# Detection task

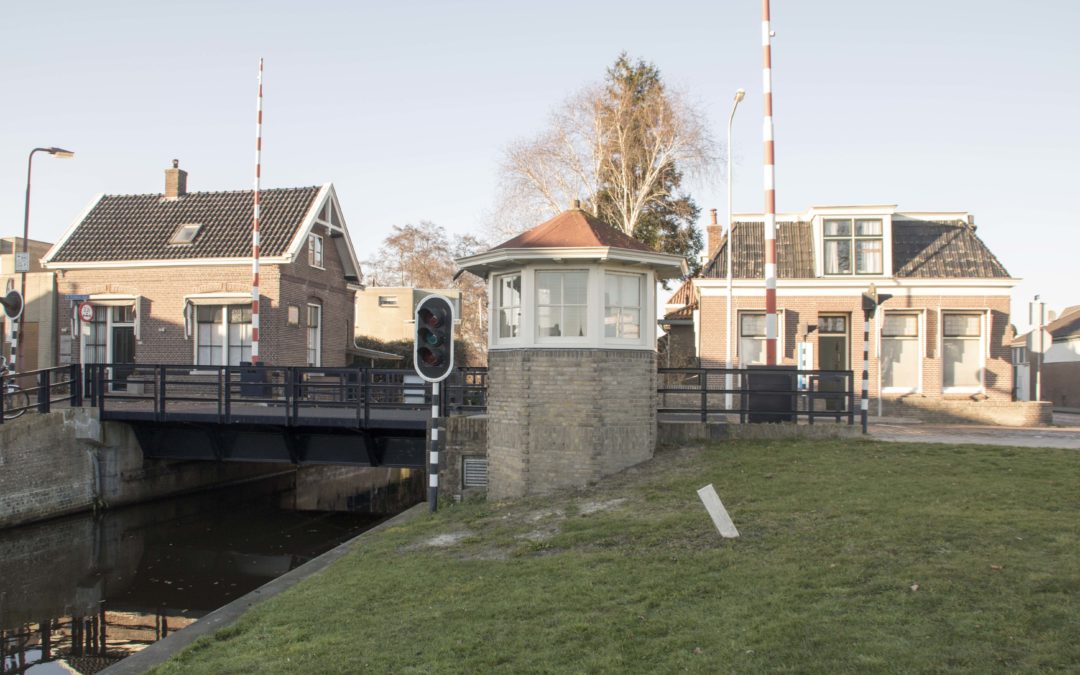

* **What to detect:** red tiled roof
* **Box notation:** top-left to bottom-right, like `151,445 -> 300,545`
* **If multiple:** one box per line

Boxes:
494,208 -> 652,252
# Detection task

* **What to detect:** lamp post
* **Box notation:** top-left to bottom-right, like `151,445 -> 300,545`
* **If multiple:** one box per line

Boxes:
725,89 -> 745,410
13,146 -> 74,372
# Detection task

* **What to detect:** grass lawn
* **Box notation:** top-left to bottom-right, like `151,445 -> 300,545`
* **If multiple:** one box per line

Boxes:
153,439 -> 1080,673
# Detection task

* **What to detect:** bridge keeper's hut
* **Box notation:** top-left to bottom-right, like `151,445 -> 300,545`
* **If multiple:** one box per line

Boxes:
455,203 -> 686,499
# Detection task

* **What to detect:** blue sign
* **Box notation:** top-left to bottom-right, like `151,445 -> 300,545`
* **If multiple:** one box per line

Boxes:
64,294 -> 90,301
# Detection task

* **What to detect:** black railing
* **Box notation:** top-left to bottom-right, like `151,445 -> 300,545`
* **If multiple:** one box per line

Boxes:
80,364 -> 488,428
0,364 -> 82,422
657,367 -> 856,425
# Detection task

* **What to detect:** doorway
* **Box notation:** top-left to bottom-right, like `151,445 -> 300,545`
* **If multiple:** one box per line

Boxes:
818,315 -> 849,411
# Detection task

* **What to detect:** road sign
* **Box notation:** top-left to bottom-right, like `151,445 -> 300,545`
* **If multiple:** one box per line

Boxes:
14,252 -> 29,273
78,302 -> 95,323
64,294 -> 90,301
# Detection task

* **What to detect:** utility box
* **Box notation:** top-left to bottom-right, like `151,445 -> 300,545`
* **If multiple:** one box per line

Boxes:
746,366 -> 797,423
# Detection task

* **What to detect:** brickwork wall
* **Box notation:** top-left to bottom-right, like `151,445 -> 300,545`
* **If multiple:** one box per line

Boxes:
880,398 -> 1052,426
696,293 -> 1013,403
54,224 -> 353,367
443,415 -> 488,499
486,349 -> 656,500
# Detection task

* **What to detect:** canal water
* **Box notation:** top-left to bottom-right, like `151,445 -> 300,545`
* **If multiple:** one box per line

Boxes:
0,467 -> 423,674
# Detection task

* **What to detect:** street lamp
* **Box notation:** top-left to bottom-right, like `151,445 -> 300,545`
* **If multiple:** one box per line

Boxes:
725,89 -> 745,410
13,146 -> 74,372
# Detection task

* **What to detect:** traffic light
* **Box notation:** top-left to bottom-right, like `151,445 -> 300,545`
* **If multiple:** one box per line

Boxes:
0,290 -> 23,321
861,284 -> 893,318
414,294 -> 455,382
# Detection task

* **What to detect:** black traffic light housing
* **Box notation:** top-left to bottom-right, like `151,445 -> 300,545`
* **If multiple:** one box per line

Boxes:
861,284 -> 893,318
1,289 -> 23,321
414,294 -> 455,382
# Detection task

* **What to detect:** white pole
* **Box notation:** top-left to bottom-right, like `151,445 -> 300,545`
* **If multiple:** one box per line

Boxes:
725,89 -> 745,411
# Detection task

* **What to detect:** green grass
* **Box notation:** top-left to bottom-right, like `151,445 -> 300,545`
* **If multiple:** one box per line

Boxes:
153,440 -> 1080,674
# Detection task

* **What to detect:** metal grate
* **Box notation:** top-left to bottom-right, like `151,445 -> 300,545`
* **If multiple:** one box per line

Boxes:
462,457 -> 488,488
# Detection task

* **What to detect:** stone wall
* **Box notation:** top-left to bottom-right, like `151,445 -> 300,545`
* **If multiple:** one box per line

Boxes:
486,349 -> 656,500
0,409 -> 291,529
443,415 -> 488,500
880,396 -> 1051,426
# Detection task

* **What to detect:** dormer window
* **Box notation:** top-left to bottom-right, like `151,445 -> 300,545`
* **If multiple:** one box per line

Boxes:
823,218 -> 882,275
169,223 -> 201,245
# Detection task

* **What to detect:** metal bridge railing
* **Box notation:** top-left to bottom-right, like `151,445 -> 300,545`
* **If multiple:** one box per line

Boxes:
78,363 -> 489,427
657,367 -> 856,425
1,364 -> 82,422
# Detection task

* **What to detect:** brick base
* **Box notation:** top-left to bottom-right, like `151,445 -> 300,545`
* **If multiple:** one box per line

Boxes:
881,396 -> 1052,427
486,349 -> 657,500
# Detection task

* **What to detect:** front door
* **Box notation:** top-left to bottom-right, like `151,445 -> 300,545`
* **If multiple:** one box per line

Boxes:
111,325 -> 136,390
818,315 -> 849,411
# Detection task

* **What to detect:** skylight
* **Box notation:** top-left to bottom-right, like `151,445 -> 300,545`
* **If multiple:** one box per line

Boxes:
170,223 -> 202,245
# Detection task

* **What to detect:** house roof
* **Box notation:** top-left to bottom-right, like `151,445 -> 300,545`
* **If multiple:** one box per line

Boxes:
662,279 -> 696,322
494,208 -> 652,252
1015,306 -> 1080,346
47,186 -> 322,263
700,218 -> 1009,280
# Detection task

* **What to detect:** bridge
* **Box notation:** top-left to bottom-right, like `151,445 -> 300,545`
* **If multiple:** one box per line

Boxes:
1,364 -> 487,467
1,363 -> 857,466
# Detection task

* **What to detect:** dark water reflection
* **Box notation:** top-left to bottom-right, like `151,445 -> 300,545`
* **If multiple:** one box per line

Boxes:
0,467 -> 422,673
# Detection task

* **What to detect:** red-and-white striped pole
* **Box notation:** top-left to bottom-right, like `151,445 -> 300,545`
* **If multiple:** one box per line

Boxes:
251,58 -> 264,365
762,0 -> 778,365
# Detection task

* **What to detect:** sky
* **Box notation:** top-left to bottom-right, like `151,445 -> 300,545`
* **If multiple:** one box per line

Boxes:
2,1 -> 1078,330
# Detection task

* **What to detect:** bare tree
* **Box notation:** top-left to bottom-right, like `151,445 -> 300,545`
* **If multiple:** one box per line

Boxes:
492,54 -> 716,247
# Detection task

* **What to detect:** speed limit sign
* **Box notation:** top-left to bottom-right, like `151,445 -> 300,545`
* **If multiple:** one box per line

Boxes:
78,302 -> 95,322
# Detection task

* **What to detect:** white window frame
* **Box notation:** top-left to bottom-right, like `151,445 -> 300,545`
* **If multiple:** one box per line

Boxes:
941,310 -> 986,394
308,233 -> 324,269
880,311 -> 923,394
737,309 -> 785,366
603,271 -> 645,343
193,303 -> 252,367
307,303 -> 322,367
79,296 -> 140,365
535,268 -> 590,345
822,217 -> 884,276
493,272 -> 523,345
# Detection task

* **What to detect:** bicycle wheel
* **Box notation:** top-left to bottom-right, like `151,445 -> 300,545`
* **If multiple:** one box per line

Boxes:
3,388 -> 29,419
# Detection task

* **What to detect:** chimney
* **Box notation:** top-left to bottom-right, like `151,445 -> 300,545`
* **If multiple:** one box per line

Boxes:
164,159 -> 188,200
706,208 -> 723,259
966,214 -> 976,230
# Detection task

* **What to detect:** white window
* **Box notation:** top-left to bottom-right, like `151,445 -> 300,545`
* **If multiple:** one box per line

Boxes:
882,313 -> 920,392
943,313 -> 983,390
604,273 -> 643,340
307,303 -> 322,366
823,218 -> 883,275
495,274 -> 521,339
739,313 -> 767,366
308,234 -> 324,268
196,305 -> 252,366
536,270 -> 588,338
83,309 -> 108,364
378,295 -> 398,307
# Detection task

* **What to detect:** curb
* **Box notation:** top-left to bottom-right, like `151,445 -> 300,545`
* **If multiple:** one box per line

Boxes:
101,502 -> 429,674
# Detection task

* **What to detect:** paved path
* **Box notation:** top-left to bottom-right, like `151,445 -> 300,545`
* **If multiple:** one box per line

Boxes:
869,411 -> 1080,449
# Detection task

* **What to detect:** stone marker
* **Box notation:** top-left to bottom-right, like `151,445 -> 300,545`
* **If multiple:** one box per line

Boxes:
697,484 -> 739,538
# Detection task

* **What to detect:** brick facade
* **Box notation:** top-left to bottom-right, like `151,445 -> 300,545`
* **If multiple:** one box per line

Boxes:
486,349 -> 656,500
55,224 -> 354,367
697,293 -> 1013,403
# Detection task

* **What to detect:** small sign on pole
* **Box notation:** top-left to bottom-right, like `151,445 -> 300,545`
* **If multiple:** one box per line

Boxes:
697,484 -> 740,538
78,302 -> 95,323
14,252 -> 30,273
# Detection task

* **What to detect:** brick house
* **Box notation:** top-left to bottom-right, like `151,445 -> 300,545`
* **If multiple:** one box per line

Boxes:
661,205 -> 1024,419
1011,305 -> 1080,409
41,162 -> 363,373
1,236 -> 57,371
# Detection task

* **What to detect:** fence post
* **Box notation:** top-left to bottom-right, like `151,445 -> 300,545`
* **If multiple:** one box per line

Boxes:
95,366 -> 106,413
70,364 -> 82,407
37,369 -> 51,413
699,369 -> 707,423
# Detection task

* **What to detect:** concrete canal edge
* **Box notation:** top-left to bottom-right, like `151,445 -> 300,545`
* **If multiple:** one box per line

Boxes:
101,502 -> 429,675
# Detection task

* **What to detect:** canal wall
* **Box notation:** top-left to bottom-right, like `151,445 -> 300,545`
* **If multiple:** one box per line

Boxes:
0,408 -> 292,529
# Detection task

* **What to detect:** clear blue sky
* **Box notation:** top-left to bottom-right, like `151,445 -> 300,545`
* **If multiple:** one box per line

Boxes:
3,1 -> 1077,329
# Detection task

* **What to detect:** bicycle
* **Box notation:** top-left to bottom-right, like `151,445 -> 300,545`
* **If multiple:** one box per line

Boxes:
1,357 -> 29,420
